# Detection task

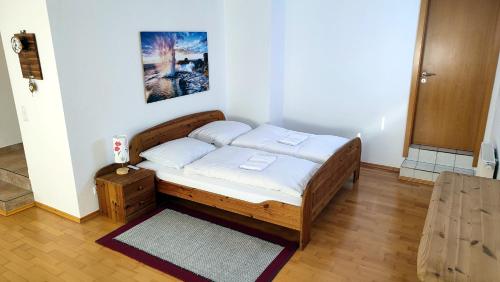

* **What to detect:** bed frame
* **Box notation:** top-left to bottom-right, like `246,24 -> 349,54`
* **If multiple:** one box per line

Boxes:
129,110 -> 361,249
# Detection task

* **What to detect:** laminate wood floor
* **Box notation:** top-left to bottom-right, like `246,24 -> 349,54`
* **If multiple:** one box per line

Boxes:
0,167 -> 432,282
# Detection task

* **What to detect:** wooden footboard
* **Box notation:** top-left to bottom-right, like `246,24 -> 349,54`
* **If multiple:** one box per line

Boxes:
299,137 -> 362,249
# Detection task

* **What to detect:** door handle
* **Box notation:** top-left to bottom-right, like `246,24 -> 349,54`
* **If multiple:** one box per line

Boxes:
421,71 -> 436,77
420,71 -> 436,84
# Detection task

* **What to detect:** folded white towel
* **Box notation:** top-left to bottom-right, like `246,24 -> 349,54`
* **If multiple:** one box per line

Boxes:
239,154 -> 277,171
278,133 -> 308,146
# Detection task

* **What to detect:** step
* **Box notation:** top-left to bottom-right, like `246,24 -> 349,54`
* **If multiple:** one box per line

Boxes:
0,143 -> 30,191
0,180 -> 34,216
0,168 -> 31,191
407,145 -> 474,169
400,145 -> 475,184
0,144 -> 29,176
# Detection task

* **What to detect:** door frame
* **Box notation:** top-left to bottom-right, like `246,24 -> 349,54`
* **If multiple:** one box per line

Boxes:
403,0 -> 500,166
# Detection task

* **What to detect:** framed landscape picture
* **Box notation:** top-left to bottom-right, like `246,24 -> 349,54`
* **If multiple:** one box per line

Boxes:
140,32 -> 209,103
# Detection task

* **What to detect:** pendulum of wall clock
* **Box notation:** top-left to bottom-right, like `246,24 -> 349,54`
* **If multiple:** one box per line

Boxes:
28,65 -> 37,95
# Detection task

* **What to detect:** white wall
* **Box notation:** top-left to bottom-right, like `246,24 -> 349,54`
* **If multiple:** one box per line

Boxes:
0,0 -> 80,216
0,36 -> 22,148
225,0 -> 420,168
269,0 -> 286,126
282,0 -> 420,168
490,97 -> 500,180
46,0 -> 227,216
484,56 -> 500,179
225,0 -> 273,125
224,0 -> 287,126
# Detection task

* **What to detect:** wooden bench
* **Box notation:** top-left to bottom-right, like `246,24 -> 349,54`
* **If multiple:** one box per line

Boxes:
417,171 -> 500,281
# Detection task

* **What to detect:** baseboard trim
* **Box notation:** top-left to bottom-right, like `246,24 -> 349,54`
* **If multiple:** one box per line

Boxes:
361,162 -> 400,173
35,202 -> 81,222
0,202 -> 35,216
398,176 -> 434,186
35,202 -> 100,223
80,210 -> 101,223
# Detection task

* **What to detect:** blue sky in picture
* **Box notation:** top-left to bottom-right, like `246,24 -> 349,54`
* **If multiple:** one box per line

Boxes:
141,32 -> 208,63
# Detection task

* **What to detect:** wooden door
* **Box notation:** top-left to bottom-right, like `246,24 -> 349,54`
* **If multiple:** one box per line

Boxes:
412,0 -> 500,151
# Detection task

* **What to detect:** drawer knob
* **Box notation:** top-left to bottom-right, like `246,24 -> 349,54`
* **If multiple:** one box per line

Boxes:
139,201 -> 145,206
138,186 -> 144,191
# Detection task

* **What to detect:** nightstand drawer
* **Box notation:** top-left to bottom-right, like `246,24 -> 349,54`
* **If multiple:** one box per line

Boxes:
126,202 -> 156,222
123,176 -> 154,200
125,190 -> 155,216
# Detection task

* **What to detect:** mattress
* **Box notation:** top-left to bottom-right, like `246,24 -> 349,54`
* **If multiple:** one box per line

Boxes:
137,160 -> 303,206
231,124 -> 350,163
184,146 -> 319,198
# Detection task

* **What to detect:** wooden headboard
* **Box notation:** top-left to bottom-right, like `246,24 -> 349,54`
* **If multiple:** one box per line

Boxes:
129,110 -> 226,165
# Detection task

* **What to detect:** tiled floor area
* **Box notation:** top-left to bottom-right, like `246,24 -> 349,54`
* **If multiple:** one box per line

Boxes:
400,144 -> 474,182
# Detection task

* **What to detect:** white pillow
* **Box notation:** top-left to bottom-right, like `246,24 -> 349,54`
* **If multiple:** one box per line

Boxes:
188,120 -> 252,146
139,137 -> 216,169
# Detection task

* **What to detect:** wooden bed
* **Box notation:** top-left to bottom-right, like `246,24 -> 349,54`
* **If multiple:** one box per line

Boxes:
129,110 -> 362,249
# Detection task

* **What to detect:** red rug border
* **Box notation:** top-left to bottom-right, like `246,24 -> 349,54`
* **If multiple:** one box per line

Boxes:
96,203 -> 297,282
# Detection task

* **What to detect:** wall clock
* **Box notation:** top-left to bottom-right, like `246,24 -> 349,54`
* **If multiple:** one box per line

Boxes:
10,36 -> 23,53
11,30 -> 43,80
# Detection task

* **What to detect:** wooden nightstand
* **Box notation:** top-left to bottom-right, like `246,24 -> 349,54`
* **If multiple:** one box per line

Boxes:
95,167 -> 156,223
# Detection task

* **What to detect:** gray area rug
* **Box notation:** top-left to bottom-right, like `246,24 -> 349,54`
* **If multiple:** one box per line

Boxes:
114,209 -> 285,282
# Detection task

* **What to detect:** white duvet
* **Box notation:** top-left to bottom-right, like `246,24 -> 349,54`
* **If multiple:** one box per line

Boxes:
184,146 -> 319,197
231,124 -> 350,163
